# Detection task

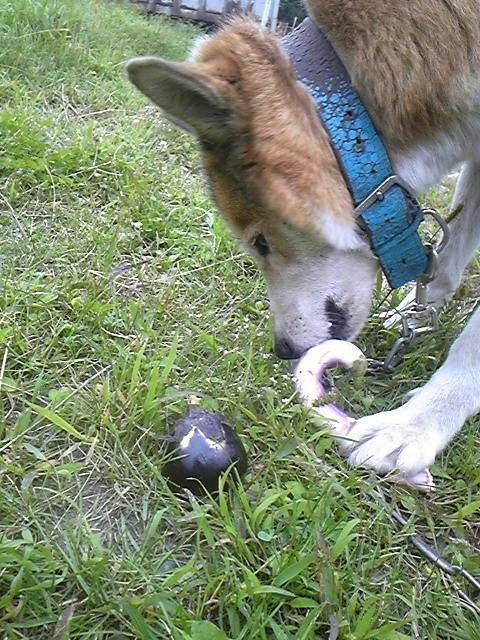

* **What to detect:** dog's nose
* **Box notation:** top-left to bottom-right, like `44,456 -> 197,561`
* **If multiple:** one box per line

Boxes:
274,337 -> 303,360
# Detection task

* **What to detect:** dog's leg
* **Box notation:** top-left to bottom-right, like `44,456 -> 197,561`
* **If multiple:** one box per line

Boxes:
342,304 -> 480,476
426,161 -> 480,306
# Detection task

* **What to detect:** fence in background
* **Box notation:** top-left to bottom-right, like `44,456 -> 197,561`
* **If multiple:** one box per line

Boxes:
133,0 -> 280,29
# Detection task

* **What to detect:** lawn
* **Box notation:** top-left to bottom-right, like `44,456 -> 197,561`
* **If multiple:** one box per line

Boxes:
0,1 -> 479,638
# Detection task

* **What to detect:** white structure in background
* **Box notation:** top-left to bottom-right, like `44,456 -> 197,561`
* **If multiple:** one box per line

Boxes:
142,0 -> 281,30
261,0 -> 280,30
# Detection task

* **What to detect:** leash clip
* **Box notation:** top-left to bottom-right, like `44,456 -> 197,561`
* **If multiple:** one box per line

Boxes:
383,209 -> 450,373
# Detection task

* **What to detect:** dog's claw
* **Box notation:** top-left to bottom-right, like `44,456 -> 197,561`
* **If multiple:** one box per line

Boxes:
386,468 -> 434,492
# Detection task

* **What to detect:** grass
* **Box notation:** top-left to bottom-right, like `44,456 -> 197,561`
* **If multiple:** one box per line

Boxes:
0,1 -> 479,638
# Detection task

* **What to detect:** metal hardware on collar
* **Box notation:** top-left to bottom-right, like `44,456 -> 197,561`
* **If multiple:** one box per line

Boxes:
383,328 -> 416,373
354,175 -> 411,216
421,208 -> 450,254
383,210 -> 450,372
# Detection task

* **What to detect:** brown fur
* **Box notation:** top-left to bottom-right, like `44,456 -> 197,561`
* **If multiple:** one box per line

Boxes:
308,0 -> 480,148
194,19 -> 354,235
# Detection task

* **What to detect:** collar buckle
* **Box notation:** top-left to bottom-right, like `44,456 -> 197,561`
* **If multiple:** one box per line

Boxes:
354,175 -> 410,216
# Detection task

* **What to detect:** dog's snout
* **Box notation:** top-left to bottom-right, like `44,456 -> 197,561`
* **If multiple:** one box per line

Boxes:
326,298 -> 349,340
274,337 -> 303,360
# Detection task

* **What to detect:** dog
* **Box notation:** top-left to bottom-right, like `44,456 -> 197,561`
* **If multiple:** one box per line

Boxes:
127,1 -> 480,481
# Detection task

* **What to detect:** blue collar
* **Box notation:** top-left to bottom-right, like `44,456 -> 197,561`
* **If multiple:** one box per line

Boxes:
282,19 -> 429,289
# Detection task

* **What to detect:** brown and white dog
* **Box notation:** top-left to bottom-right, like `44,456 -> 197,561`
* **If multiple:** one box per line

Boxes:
127,1 -> 480,480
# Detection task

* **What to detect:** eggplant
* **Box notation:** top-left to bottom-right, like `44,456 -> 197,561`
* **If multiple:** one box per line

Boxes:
162,406 -> 247,493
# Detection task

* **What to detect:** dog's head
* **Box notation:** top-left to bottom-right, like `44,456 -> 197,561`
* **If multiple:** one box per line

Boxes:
127,18 -> 378,359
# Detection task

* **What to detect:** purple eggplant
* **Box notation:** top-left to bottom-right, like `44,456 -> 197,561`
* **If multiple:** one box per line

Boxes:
162,406 -> 247,493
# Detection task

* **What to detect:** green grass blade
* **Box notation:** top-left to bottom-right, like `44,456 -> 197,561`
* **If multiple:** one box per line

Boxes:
26,401 -> 91,442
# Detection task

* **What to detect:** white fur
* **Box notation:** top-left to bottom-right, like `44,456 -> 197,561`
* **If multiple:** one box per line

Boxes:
392,116 -> 480,194
315,210 -> 364,251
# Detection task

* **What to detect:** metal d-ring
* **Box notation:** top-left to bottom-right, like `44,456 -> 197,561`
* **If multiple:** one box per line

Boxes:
413,206 -> 451,301
421,208 -> 450,255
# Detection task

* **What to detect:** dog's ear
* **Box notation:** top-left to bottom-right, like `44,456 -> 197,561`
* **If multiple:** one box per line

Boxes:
126,57 -> 236,145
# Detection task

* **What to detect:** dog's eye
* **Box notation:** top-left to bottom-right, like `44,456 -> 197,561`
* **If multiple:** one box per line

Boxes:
251,233 -> 270,257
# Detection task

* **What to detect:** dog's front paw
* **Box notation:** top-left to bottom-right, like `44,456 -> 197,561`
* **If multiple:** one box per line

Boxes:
340,404 -> 445,479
